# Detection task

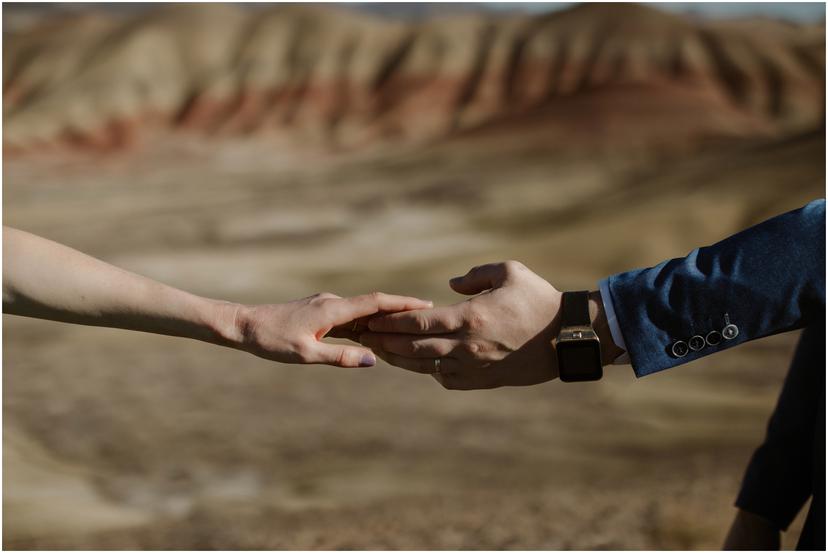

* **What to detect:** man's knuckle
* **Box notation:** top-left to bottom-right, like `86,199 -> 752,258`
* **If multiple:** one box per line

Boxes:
417,342 -> 433,355
459,341 -> 481,356
503,260 -> 525,273
464,306 -> 487,331
408,340 -> 423,355
479,350 -> 502,363
437,342 -> 454,356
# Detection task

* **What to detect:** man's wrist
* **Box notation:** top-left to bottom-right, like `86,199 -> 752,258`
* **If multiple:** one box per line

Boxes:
588,290 -> 625,365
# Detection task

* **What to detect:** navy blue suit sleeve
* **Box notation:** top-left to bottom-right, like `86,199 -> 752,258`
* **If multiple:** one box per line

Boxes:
605,199 -> 826,377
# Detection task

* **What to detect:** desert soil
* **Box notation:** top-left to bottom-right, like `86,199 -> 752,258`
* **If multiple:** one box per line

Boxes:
3,130 -> 823,549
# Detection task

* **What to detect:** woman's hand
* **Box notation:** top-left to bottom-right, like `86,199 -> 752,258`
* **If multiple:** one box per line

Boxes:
4,227 -> 431,368
227,292 -> 433,368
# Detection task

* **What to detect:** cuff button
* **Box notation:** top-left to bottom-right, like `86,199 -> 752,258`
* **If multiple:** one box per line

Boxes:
722,324 -> 739,340
671,340 -> 689,358
688,335 -> 705,351
705,330 -> 722,346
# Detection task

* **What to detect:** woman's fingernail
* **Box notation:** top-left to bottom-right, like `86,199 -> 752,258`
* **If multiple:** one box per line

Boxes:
360,353 -> 376,367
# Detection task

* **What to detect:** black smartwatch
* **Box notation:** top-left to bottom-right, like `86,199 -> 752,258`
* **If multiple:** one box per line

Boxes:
555,290 -> 603,382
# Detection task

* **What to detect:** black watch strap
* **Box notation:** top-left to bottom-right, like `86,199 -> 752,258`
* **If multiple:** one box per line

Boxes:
561,291 -> 591,326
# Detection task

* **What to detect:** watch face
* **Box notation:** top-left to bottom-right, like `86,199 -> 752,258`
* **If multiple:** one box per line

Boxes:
557,340 -> 603,382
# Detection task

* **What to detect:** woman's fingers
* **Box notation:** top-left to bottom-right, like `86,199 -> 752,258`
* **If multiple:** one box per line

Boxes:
300,293 -> 436,364
326,315 -> 372,340
308,342 -> 377,368
367,304 -> 465,334
359,332 -> 459,358
323,293 -> 432,327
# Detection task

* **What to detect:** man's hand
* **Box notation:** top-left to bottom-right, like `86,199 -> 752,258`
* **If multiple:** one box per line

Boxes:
359,261 -> 564,389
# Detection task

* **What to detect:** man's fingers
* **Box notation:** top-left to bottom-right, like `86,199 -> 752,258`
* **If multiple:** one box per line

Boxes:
359,332 -> 459,358
326,315 -> 372,341
368,305 -> 463,334
431,371 -> 502,391
449,261 -> 521,295
326,293 -> 433,327
374,350 -> 461,375
309,343 -> 377,368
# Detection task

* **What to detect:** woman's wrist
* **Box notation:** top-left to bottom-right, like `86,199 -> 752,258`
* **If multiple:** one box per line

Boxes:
199,298 -> 249,350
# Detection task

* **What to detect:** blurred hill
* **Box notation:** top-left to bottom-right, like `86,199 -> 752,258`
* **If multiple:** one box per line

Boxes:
3,2 -> 824,153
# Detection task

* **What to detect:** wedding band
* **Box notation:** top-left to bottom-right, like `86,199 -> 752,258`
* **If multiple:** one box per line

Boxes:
433,358 -> 441,374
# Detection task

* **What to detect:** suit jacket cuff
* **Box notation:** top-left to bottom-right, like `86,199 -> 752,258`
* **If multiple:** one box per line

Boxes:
603,260 -> 735,378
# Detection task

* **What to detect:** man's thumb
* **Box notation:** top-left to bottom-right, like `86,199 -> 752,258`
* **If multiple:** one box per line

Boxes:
449,263 -> 507,295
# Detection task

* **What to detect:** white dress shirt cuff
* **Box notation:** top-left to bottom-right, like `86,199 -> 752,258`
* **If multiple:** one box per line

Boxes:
599,278 -> 630,365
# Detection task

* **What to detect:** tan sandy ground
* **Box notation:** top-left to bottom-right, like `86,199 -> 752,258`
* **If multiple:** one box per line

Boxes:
3,129 -> 823,549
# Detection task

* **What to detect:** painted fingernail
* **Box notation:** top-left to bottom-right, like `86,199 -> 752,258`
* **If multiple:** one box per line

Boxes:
360,353 -> 376,367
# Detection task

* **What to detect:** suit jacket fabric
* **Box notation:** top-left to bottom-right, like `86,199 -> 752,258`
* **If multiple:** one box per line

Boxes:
604,199 -> 825,549
735,321 -> 824,549
605,199 -> 825,378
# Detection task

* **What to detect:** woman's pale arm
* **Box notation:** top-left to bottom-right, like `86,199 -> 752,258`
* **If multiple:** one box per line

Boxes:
3,227 -> 431,367
3,226 -> 239,342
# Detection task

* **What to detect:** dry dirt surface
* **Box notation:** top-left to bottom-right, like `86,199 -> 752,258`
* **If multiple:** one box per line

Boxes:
3,2 -> 825,550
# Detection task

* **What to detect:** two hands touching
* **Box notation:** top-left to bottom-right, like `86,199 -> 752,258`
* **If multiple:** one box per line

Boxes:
4,227 -> 624,385
221,291 -> 432,368
354,261 -> 623,389
359,261 -> 563,389
219,260 -> 607,388
3,227 -> 435,370
230,260 -> 622,390
208,260 -> 579,384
